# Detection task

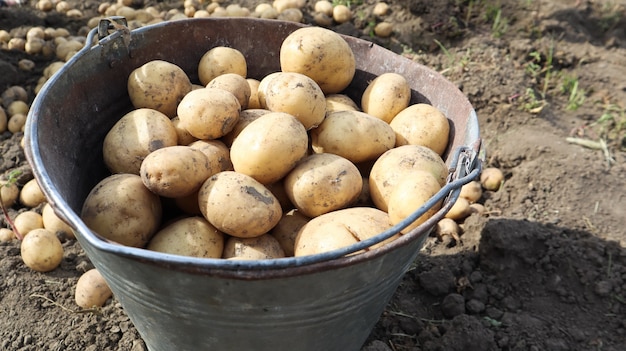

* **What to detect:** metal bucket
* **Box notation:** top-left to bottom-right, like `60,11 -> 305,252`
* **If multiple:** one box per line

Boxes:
24,18 -> 481,351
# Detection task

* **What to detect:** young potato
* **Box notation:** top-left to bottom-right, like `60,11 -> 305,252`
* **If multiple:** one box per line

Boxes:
188,139 -> 233,173
444,196 -> 472,221
0,179 -> 20,208
459,180 -> 483,203
222,234 -> 286,260
198,171 -> 282,238
103,108 -> 178,175
270,209 -> 310,257
177,87 -> 241,140
127,60 -> 192,118
14,211 -> 44,237
42,203 -> 75,239
75,268 -> 113,308
263,72 -> 326,130
140,145 -> 212,198
480,167 -> 504,191
230,112 -> 308,184
81,174 -> 162,248
387,171 -> 443,234
198,46 -> 247,86
361,73 -> 411,123
220,109 -> 270,147
256,72 -> 281,109
389,103 -> 450,156
310,110 -> 396,164
20,228 -> 63,272
325,94 -> 360,115
294,207 -> 396,257
246,78 -> 262,109
284,153 -> 363,218
369,145 -> 448,212
280,26 -> 355,94
206,73 -> 251,110
171,116 -> 198,145
19,178 -> 47,208
0,228 -> 16,242
147,216 -> 224,258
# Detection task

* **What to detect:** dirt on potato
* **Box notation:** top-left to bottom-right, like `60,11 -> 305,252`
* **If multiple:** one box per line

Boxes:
1,0 -> 625,350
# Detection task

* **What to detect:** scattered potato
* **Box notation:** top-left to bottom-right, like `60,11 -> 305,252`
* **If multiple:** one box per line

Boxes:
14,211 -> 44,237
480,167 -> 504,191
20,228 -> 63,272
19,178 -> 47,208
75,268 -> 113,308
459,180 -> 483,203
434,218 -> 460,241
0,228 -> 16,242
147,216 -> 224,258
0,179 -> 20,208
223,234 -> 286,260
445,196 -> 472,221
332,4 -> 352,23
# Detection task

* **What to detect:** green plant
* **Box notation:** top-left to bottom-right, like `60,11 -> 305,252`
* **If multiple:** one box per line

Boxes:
433,39 -> 455,68
560,75 -> 585,111
594,103 -> 626,148
520,87 -> 546,114
0,169 -> 24,240
332,0 -> 361,7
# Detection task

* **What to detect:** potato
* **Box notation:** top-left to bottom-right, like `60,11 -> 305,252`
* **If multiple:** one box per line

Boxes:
459,180 -> 483,203
140,145 -> 212,198
0,228 -> 16,242
14,211 -> 44,237
480,167 -> 504,191
445,196 -> 472,221
246,78 -> 262,109
294,207 -> 396,257
256,72 -> 281,109
174,190 -> 202,215
387,171 -> 442,234
280,26 -> 355,94
263,72 -> 326,130
171,116 -> 198,145
198,46 -> 247,86
434,218 -> 460,241
188,139 -> 233,173
362,73 -> 411,123
230,112 -> 308,184
266,180 -> 294,212
20,228 -> 63,272
198,171 -> 282,238
325,94 -> 360,115
75,269 -> 113,308
310,110 -> 396,164
270,209 -> 310,257
206,73 -> 251,110
177,87 -> 241,140
19,178 -> 46,208
220,109 -> 270,147
0,179 -> 20,208
389,103 -> 450,155
42,203 -> 75,239
127,60 -> 192,118
103,108 -> 178,175
147,216 -> 224,258
369,145 -> 448,212
284,153 -> 362,218
81,174 -> 162,247
223,234 -> 285,260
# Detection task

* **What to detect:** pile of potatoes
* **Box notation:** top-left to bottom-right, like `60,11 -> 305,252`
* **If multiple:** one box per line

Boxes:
79,25 -> 460,261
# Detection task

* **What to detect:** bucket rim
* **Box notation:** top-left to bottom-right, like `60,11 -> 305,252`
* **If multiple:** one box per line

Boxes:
23,17 -> 482,279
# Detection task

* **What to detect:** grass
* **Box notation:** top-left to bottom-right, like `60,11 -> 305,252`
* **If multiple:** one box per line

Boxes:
560,74 -> 586,111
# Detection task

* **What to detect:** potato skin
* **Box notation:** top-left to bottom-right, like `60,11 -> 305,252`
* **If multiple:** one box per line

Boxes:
270,209 -> 310,257
280,26 -> 355,94
177,87 -> 241,140
198,171 -> 282,238
147,216 -> 224,258
222,234 -> 286,260
311,110 -> 396,163
20,228 -> 63,272
361,73 -> 411,123
140,145 -> 212,198
103,108 -> 178,175
387,171 -> 443,234
230,112 -> 308,184
206,73 -> 251,110
81,174 -> 162,247
389,103 -> 450,155
75,268 -> 113,308
284,153 -> 362,218
127,60 -> 192,118
198,47 -> 247,86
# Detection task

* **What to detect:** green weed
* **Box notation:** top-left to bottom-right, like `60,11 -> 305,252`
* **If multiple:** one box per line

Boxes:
560,75 -> 585,111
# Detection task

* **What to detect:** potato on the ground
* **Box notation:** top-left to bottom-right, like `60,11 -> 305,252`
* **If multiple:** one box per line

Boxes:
445,196 -> 472,221
0,179 -> 20,208
389,103 -> 450,155
223,234 -> 285,260
0,228 -> 16,242
459,180 -> 482,203
20,228 -> 63,272
19,178 -> 46,208
206,73 -> 251,110
188,139 -> 233,173
176,87 -> 241,140
127,60 -> 192,118
103,108 -> 178,174
369,145 -> 448,212
294,207 -> 397,257
14,211 -> 44,237
198,46 -> 247,86
284,153 -> 362,218
263,72 -> 326,130
270,209 -> 310,257
280,26 -> 355,94
42,203 -> 75,238
81,174 -> 162,247
480,167 -> 504,191
147,216 -> 224,258
311,110 -> 396,164
220,109 -> 270,147
75,268 -> 113,308
198,171 -> 282,238
387,171 -> 442,234
434,218 -> 460,241
361,73 -> 411,123
140,145 -> 212,198
230,112 -> 308,184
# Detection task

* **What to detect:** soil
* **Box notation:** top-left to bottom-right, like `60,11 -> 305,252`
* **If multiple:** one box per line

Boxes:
1,0 -> 625,350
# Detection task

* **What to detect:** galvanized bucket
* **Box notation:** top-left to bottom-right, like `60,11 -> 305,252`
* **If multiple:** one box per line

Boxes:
24,18 -> 481,351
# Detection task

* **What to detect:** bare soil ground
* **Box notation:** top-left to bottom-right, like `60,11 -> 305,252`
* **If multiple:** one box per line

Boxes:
1,0 -> 625,350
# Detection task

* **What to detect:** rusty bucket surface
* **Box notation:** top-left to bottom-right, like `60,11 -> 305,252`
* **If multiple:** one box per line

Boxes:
24,18 -> 481,351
